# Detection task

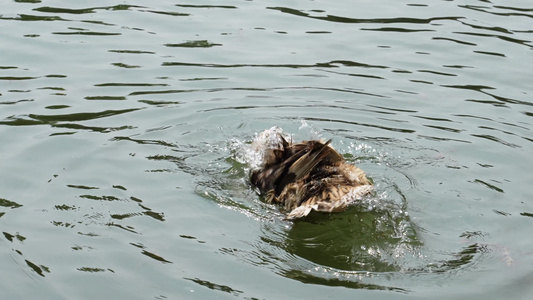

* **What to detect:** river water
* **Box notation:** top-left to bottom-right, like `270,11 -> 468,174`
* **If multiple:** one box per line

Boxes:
1,0 -> 532,299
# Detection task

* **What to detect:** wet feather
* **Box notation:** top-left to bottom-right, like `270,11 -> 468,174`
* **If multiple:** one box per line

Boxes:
250,134 -> 373,219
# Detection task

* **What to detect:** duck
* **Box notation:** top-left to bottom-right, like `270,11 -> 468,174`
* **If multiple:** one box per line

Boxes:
250,134 -> 373,219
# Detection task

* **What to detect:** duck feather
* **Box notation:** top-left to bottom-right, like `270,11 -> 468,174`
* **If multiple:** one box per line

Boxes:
250,134 -> 373,219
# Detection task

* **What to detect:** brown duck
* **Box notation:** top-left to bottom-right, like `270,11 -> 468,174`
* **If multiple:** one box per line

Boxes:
250,135 -> 373,219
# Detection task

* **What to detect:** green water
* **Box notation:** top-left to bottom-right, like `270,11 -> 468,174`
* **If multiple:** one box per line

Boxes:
1,0 -> 532,299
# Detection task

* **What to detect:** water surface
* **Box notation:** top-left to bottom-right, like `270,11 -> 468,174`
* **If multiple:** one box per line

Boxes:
1,0 -> 533,299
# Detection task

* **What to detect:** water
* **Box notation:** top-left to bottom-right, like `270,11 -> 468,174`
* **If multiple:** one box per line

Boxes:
1,0 -> 533,299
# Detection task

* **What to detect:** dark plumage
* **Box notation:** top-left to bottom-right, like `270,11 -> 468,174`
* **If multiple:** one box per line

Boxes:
250,135 -> 373,219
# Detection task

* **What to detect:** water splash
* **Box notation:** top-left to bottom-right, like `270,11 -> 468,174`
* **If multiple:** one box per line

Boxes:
192,125 -> 490,290
229,126 -> 289,171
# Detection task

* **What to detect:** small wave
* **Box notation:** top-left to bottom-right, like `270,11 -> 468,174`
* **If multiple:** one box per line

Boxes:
189,125 -> 494,290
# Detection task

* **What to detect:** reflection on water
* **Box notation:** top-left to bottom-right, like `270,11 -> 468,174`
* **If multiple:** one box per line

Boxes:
284,208 -> 416,273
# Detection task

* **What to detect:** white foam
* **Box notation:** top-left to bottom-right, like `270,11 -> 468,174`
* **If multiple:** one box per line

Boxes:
251,126 -> 286,151
231,126 -> 290,171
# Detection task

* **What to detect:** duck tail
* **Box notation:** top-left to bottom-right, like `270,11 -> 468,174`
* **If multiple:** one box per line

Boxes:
285,204 -> 314,220
285,184 -> 374,220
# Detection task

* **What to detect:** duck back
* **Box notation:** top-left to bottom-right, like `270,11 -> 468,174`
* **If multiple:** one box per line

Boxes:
250,134 -> 373,219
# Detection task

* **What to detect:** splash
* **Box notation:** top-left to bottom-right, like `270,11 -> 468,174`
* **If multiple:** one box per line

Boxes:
298,120 -> 323,140
198,126 -> 494,290
230,126 -> 291,171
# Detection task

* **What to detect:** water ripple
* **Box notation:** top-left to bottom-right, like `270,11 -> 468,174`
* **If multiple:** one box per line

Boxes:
1,0 -> 532,297
184,125 -> 510,291
267,6 -> 462,25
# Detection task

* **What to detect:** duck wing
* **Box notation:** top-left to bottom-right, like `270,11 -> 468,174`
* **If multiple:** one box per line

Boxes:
250,134 -> 291,193
275,139 -> 333,194
252,139 -> 334,195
